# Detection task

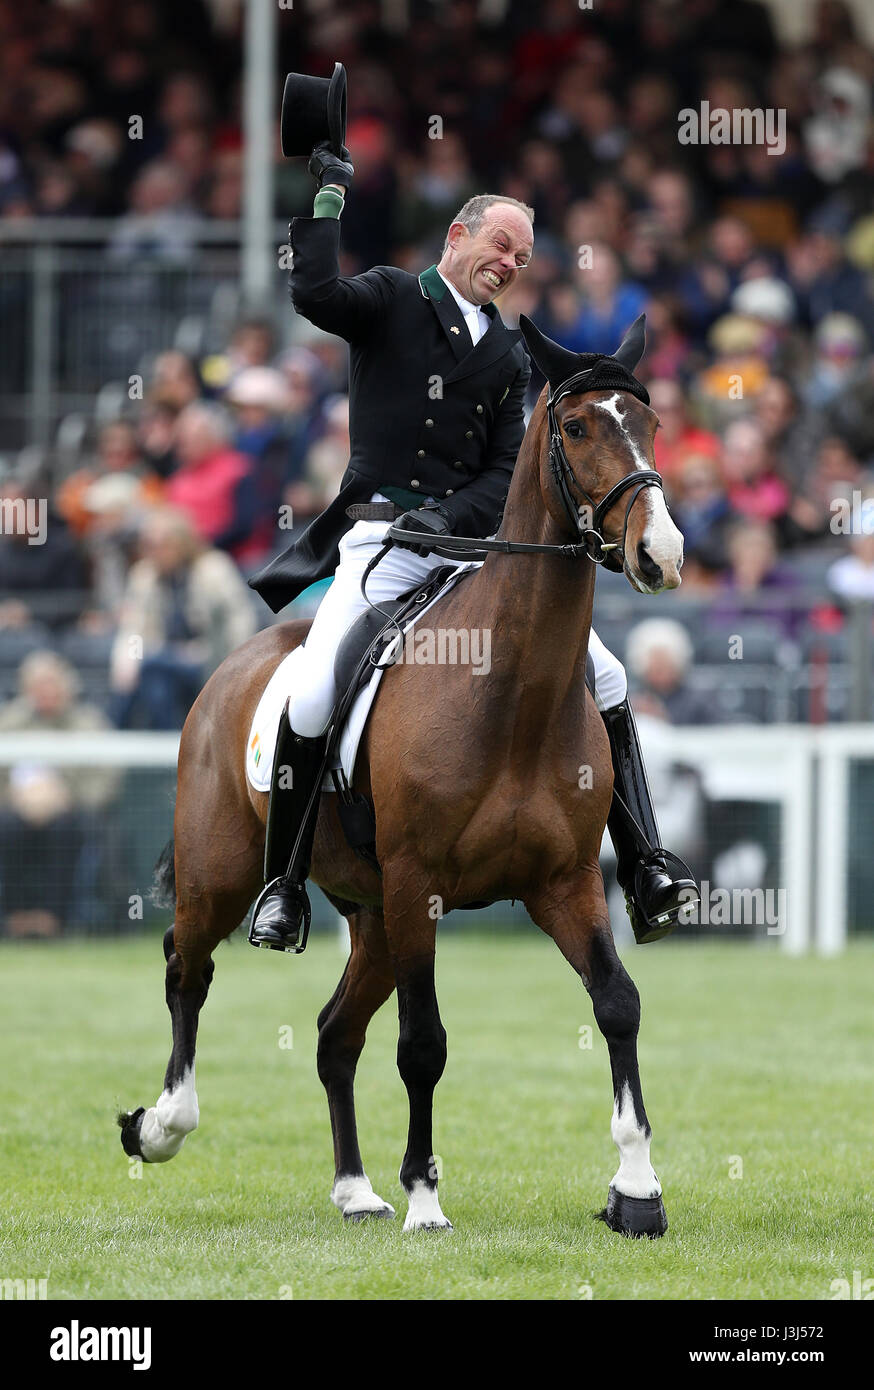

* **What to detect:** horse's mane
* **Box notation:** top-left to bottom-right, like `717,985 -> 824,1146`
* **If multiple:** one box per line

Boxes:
497,390 -> 548,536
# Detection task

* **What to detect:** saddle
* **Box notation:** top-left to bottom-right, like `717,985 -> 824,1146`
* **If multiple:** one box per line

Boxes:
327,562 -> 474,872
324,564 -> 597,877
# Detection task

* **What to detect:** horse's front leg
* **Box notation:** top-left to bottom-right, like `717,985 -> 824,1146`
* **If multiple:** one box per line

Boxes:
383,874 -> 452,1231
588,927 -> 667,1237
527,868 -> 667,1238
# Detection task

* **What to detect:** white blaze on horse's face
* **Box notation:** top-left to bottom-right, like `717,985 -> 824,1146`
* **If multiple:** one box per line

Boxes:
593,393 -> 684,594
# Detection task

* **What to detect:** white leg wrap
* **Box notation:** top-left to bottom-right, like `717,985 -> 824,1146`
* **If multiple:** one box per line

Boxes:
138,1066 -> 199,1164
330,1173 -> 395,1218
609,1081 -> 661,1198
403,1180 -> 452,1232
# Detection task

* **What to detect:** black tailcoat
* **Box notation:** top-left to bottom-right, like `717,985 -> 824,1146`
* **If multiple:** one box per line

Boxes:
248,216 -> 530,612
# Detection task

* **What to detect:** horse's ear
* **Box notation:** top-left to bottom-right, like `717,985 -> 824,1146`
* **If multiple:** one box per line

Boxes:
613,313 -> 646,371
519,315 -> 581,389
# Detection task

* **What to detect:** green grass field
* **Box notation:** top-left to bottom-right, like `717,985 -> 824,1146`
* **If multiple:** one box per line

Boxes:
1,932 -> 871,1300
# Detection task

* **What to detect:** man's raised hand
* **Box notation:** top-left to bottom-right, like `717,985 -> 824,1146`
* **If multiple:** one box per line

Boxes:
308,140 -> 354,189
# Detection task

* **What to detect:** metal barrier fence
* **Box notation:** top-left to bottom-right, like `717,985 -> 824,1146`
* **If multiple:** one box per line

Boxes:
594,569 -> 874,724
0,579 -> 868,724
0,724 -> 870,952
0,219 -> 289,453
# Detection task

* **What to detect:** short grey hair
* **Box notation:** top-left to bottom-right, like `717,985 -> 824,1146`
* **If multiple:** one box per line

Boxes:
443,194 -> 535,254
19,648 -> 80,700
626,618 -> 694,681
178,400 -> 232,445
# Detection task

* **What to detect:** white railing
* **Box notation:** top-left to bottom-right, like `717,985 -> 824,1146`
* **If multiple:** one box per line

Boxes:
634,720 -> 874,956
0,723 -> 870,954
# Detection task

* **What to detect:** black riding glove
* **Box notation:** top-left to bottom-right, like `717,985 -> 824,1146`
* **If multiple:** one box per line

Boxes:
392,506 -> 451,556
308,139 -> 354,190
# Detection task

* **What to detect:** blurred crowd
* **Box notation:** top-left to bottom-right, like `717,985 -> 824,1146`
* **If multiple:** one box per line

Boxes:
3,0 -> 874,931
0,0 -> 872,669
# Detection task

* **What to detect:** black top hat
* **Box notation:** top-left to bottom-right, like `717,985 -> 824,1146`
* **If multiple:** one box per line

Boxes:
280,62 -> 347,158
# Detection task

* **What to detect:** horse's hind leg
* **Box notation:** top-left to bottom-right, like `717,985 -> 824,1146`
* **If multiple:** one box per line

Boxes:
528,870 -> 668,1239
118,928 -> 213,1163
383,878 -> 452,1232
118,876 -> 259,1164
318,906 -> 397,1220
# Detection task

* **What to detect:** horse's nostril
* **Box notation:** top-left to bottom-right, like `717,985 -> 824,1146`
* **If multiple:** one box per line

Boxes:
636,542 -> 663,585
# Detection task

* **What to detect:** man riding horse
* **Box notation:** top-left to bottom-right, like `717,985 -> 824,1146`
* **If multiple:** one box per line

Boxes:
247,137 -> 698,952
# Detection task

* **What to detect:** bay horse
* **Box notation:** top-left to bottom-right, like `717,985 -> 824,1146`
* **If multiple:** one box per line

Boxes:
119,315 -> 685,1237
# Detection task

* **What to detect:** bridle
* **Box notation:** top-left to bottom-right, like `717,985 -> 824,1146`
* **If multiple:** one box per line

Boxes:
380,369 -> 665,566
546,368 -> 664,566
362,371 -> 667,631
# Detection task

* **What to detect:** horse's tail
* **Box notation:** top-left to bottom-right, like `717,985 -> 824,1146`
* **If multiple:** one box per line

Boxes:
150,837 -> 176,909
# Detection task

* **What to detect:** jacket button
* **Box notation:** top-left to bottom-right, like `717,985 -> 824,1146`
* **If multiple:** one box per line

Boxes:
465,430 -> 473,439
445,489 -> 454,497
417,449 -> 425,458
410,479 -> 420,488
425,418 -> 434,427
475,404 -> 484,414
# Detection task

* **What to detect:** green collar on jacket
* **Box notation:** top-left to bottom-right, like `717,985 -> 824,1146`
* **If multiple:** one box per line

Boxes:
418,263 -> 497,319
418,264 -> 447,301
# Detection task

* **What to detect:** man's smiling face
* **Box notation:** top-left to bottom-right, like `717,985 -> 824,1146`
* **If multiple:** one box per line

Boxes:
442,204 -> 534,306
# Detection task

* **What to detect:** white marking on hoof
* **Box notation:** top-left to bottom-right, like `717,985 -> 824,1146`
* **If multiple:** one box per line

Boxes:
609,1081 -> 661,1199
138,1067 -> 199,1164
403,1180 -> 452,1232
330,1174 -> 395,1220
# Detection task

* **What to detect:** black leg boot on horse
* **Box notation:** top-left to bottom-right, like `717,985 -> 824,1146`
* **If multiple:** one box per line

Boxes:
249,701 -> 328,952
601,699 -> 699,944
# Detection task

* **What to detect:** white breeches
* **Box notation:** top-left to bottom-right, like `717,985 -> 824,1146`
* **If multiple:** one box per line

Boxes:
287,518 -> 628,737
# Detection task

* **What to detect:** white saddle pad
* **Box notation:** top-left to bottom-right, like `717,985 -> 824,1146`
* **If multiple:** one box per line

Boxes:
245,564 -> 478,794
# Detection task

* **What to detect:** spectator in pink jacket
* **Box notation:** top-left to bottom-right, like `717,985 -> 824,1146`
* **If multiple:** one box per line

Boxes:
165,403 -> 256,563
720,419 -> 791,524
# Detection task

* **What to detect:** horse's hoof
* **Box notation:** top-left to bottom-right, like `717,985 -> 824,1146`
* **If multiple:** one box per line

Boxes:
599,1186 -> 667,1239
403,1217 -> 453,1233
331,1176 -> 395,1221
343,1204 -> 395,1223
116,1107 -> 149,1161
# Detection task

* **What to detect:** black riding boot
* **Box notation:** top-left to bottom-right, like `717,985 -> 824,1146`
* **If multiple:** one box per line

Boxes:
249,707 -> 328,953
601,699 -> 699,944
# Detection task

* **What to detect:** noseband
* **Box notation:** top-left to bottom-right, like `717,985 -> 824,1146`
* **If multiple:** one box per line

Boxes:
547,369 -> 664,565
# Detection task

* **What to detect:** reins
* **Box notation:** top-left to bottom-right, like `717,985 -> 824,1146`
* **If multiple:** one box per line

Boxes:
360,372 -> 665,623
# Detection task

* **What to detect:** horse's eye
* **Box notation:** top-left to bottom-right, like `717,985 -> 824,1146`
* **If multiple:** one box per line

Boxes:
564,421 -> 584,440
